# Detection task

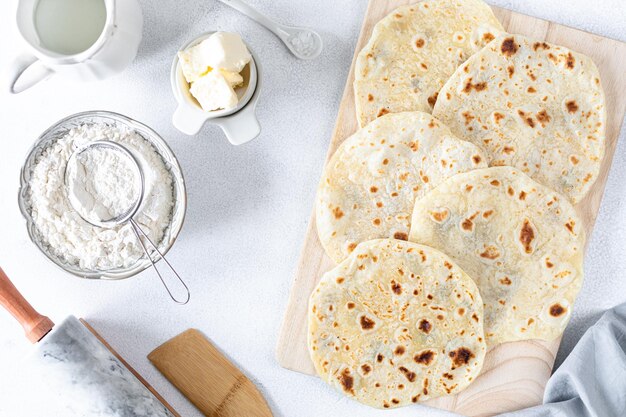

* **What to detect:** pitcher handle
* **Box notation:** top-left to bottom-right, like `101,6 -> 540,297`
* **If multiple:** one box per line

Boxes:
7,54 -> 55,94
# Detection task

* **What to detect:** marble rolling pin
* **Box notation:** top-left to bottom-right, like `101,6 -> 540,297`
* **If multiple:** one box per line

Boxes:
0,266 -> 179,417
148,329 -> 273,417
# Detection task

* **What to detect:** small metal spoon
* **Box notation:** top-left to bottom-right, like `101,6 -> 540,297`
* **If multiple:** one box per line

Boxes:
218,0 -> 323,60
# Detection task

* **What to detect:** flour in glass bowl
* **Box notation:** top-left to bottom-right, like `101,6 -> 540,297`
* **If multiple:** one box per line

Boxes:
25,123 -> 174,271
66,145 -> 142,224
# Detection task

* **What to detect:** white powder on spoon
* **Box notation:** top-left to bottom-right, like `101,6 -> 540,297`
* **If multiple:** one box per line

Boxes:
26,123 -> 174,271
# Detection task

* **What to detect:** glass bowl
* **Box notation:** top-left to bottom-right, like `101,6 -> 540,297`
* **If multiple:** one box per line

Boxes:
18,111 -> 187,280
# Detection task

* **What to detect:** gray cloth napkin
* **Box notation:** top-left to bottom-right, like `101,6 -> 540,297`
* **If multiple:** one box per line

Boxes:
501,303 -> 626,417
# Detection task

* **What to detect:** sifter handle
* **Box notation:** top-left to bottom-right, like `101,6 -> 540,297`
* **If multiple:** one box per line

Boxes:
0,267 -> 54,343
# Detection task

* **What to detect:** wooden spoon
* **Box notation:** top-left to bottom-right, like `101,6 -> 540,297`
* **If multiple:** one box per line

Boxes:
148,329 -> 273,417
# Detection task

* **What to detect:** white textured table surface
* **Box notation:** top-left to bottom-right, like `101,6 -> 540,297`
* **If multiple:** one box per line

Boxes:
0,1 -> 625,416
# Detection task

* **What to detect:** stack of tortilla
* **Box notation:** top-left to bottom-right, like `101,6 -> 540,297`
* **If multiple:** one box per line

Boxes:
308,0 -> 605,409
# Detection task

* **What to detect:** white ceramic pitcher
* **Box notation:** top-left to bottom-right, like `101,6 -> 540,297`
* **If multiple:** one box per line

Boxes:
8,0 -> 143,94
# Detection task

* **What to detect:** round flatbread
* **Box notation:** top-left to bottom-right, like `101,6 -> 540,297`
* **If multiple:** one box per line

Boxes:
432,33 -> 606,204
316,111 -> 487,263
354,0 -> 503,127
409,166 -> 585,345
308,239 -> 486,408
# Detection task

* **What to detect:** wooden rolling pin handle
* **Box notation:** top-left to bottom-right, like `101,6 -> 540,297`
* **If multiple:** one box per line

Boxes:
0,267 -> 54,343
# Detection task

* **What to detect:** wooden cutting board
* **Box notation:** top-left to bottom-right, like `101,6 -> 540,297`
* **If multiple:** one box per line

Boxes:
276,1 -> 626,415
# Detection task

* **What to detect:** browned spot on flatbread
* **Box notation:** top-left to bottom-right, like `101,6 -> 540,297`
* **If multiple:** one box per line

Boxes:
519,191 -> 527,200
414,350 -> 435,365
427,92 -> 438,107
377,108 -> 390,118
493,112 -> 505,124
507,65 -> 515,78
472,155 -> 482,164
391,281 -> 402,295
527,86 -> 536,93
444,261 -> 453,269
430,209 -> 449,222
483,210 -> 494,218
570,155 -> 580,165
472,313 -> 479,322
503,146 -> 514,155
483,32 -> 495,43
398,366 -> 416,382
462,111 -> 475,125
520,219 -> 535,254
394,345 -> 406,356
449,347 -> 475,368
480,246 -> 500,259
332,207 -> 344,219
360,315 -> 375,330
565,52 -> 575,69
336,277 -> 344,284
461,218 -> 474,231
517,109 -> 536,128
490,179 -> 500,186
550,303 -> 566,317
347,302 -> 355,309
566,100 -> 579,113
373,218 -> 381,226
367,94 -> 374,102
361,364 -> 371,375
415,38 -> 425,48
338,369 -> 354,394
347,243 -> 357,253
533,41 -> 550,51
418,319 -> 432,334
565,221 -> 575,233
499,276 -> 512,285
537,109 -> 551,126
394,232 -> 408,241
377,354 -> 384,363
370,186 -> 378,193
500,37 -> 518,56
462,78 -> 487,93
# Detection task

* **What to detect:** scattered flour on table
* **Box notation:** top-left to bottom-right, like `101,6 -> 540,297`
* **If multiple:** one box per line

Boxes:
26,123 -> 174,270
